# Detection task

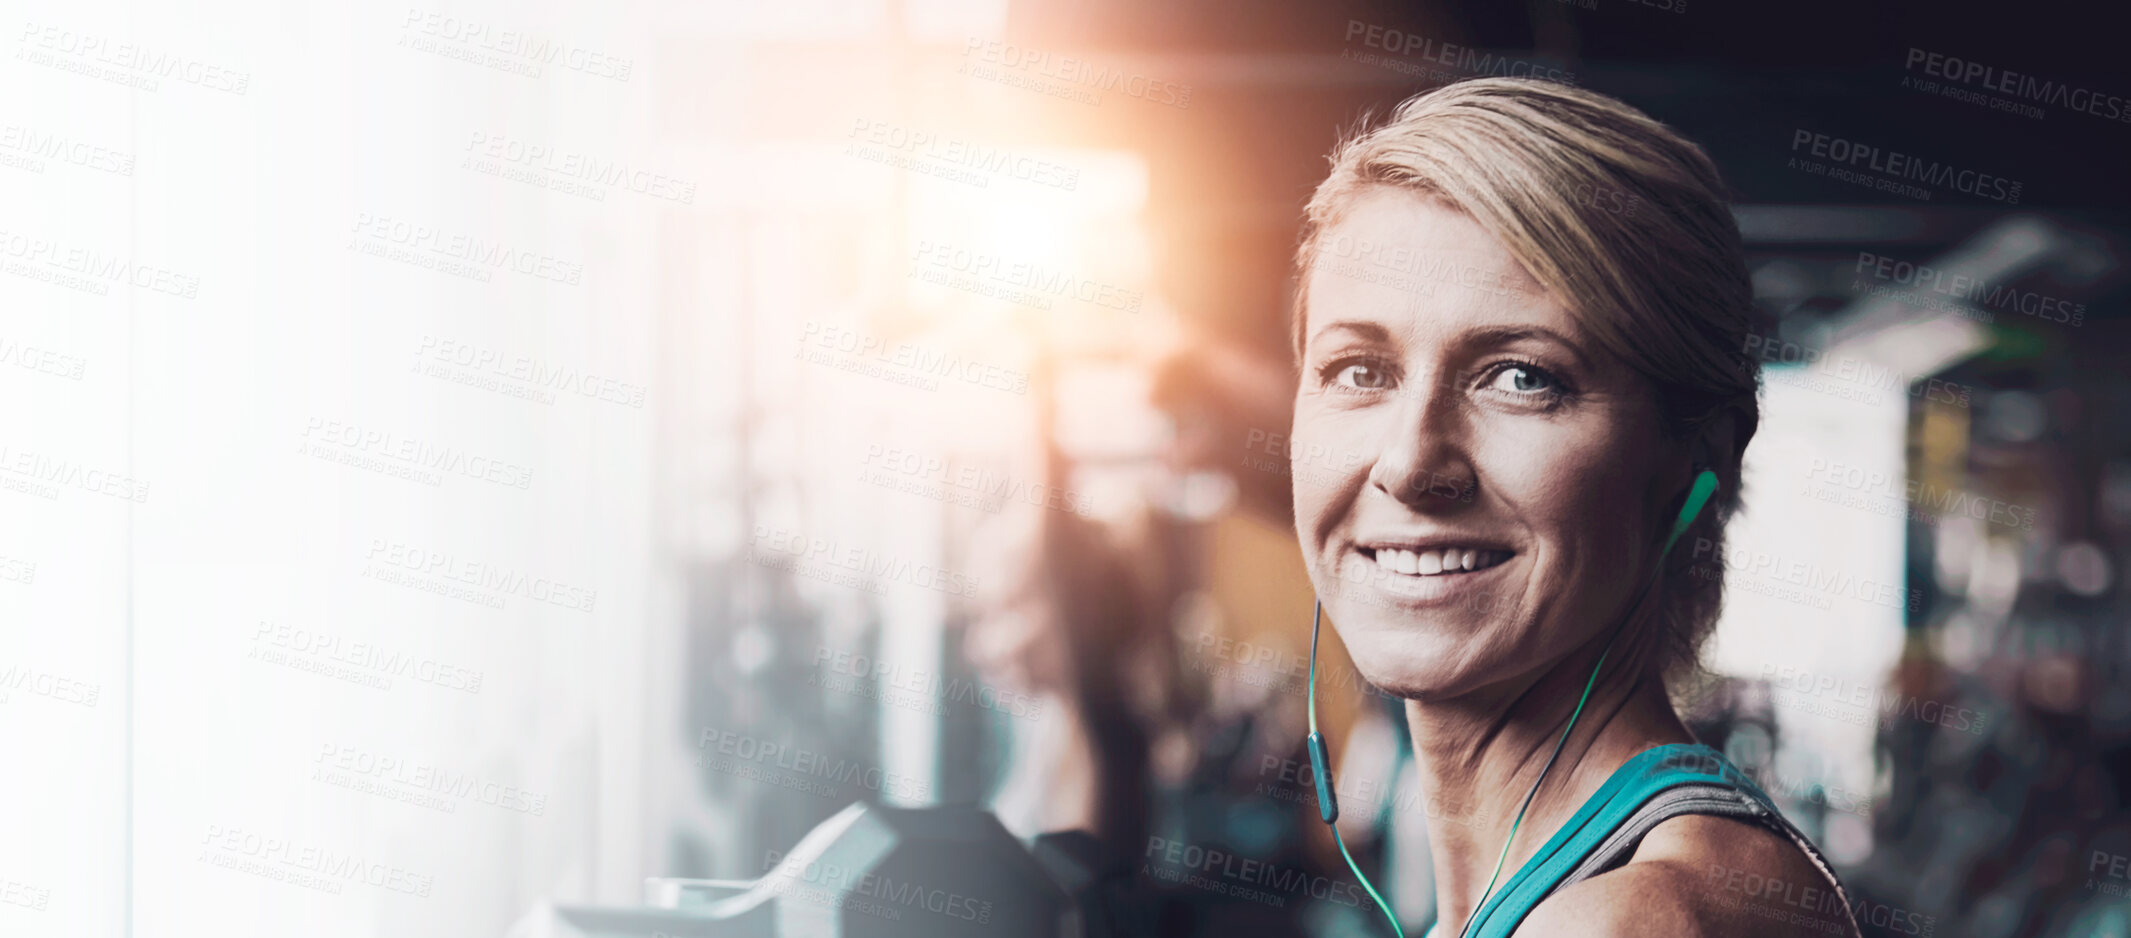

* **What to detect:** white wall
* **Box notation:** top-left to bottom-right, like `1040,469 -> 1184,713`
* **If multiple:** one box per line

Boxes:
0,1 -> 678,935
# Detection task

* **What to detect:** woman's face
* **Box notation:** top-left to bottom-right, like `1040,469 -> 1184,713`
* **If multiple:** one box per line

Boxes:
1292,187 -> 1686,700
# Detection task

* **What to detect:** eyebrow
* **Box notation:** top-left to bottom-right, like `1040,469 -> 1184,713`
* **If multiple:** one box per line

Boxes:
1305,321 -> 1592,369
1304,319 -> 1392,349
1462,325 -> 1591,368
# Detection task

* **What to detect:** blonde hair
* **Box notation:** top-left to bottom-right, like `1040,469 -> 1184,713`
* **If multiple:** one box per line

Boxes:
1292,77 -> 1761,685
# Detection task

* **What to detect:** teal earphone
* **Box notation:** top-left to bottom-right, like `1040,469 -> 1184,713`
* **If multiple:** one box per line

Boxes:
1304,465 -> 1721,938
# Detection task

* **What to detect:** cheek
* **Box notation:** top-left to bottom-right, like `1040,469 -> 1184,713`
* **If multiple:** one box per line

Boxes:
1485,429 -> 1653,556
1288,405 -> 1369,530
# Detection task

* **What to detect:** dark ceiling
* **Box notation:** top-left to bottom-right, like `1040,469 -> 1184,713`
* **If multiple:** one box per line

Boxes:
996,0 -> 2131,350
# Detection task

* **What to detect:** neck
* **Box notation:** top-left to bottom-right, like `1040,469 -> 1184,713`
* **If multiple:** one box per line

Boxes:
1405,640 -> 1692,934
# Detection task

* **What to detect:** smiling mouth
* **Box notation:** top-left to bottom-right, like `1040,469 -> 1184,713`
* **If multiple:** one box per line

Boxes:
1360,547 -> 1513,578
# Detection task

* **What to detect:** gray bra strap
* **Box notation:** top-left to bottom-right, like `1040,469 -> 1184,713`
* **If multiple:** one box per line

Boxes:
1552,782 -> 1861,935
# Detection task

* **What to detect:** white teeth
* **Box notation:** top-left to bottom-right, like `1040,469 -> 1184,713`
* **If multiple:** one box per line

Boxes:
1371,548 -> 1505,577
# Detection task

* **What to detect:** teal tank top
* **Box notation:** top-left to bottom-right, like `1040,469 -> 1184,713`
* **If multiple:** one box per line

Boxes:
1419,742 -> 1858,938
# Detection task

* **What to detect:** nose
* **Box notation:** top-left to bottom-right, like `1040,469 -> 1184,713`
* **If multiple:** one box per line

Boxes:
1365,374 -> 1477,511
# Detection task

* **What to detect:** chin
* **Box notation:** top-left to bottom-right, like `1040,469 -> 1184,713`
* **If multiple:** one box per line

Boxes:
1313,551 -> 1533,698
1320,615 -> 1453,701
1328,592 -> 1552,704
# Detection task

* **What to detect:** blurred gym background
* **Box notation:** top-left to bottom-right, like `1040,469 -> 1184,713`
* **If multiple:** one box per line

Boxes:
678,3 -> 2131,937
6,0 -> 2128,936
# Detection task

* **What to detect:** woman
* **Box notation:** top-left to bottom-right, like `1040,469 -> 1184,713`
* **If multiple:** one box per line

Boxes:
1289,78 -> 1863,937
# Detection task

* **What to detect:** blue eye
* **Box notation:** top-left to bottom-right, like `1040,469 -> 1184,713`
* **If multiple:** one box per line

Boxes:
1488,364 -> 1556,395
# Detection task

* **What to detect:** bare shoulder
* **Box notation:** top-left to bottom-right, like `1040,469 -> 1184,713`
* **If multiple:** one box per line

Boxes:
1516,814 -> 1861,938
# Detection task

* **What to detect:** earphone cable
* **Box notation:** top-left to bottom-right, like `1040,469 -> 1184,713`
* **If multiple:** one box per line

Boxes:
1308,601 -> 1406,938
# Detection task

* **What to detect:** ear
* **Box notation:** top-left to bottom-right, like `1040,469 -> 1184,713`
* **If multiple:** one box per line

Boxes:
1692,410 -> 1742,480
